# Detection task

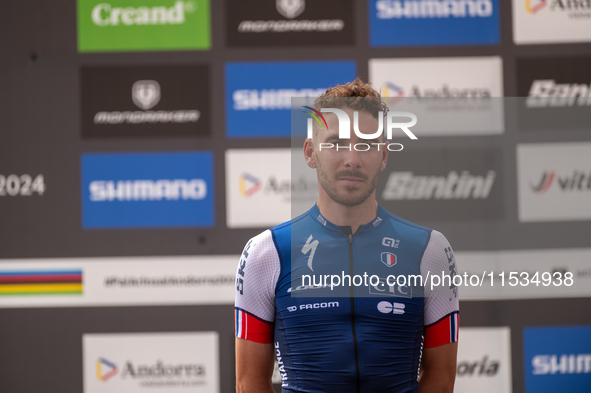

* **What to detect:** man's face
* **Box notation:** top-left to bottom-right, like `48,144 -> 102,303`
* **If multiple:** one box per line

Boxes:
311,108 -> 388,207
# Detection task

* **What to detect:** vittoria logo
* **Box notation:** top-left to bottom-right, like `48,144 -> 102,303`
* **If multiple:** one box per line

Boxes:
531,171 -> 591,193
276,0 -> 305,19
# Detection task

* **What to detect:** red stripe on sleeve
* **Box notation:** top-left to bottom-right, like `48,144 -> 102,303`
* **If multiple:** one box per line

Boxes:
235,309 -> 273,344
424,313 -> 459,348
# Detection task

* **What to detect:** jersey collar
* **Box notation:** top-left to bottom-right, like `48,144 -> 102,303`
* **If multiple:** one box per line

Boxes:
309,203 -> 388,234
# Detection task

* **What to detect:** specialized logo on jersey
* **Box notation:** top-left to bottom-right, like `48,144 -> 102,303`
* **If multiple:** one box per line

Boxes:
301,235 -> 319,271
382,237 -> 400,248
381,252 -> 397,267
377,301 -> 405,314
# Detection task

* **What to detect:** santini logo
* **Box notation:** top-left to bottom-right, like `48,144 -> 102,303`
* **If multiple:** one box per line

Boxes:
89,179 -> 207,201
526,80 -> 591,108
376,0 -> 493,19
532,353 -> 591,375
304,107 -> 417,151
91,1 -> 196,26
531,171 -> 591,193
383,170 -> 496,200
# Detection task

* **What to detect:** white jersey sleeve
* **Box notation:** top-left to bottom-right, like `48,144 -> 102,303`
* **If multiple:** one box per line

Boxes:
234,230 -> 281,343
421,230 -> 460,347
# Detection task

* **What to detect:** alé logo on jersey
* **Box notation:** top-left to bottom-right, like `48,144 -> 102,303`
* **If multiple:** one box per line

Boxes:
303,106 -> 417,152
531,170 -> 591,194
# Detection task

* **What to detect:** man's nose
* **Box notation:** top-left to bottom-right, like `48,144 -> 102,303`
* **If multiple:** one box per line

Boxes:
343,146 -> 362,168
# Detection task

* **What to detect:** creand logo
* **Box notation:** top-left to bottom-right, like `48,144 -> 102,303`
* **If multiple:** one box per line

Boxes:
303,107 -> 417,151
376,0 -> 494,19
91,1 -> 197,26
531,170 -> 591,193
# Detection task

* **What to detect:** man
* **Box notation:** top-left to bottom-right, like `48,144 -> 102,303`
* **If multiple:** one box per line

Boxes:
235,79 -> 459,393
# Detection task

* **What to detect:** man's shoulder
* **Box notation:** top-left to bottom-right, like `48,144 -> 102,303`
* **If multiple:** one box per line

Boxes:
380,206 -> 433,235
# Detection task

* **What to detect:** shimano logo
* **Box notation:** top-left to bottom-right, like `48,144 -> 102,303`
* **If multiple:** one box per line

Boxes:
91,1 -> 195,26
532,354 -> 591,375
526,80 -> 591,108
382,171 -> 496,200
233,88 -> 326,110
376,0 -> 493,19
89,179 -> 207,201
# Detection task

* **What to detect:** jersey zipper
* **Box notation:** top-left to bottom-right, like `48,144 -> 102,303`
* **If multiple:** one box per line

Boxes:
348,233 -> 361,393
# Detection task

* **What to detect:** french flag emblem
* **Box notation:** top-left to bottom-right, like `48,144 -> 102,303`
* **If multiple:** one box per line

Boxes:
381,252 -> 397,267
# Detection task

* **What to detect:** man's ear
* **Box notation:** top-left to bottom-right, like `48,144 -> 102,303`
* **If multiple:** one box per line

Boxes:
303,138 -> 316,168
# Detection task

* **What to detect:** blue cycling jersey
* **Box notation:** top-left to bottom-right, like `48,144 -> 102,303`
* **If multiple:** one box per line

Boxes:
235,204 -> 459,393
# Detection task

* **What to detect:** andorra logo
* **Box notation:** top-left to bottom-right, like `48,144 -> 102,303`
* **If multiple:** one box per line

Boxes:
526,0 -> 547,14
96,357 -> 118,382
239,173 -> 262,197
132,80 -> 161,110
276,0 -> 305,19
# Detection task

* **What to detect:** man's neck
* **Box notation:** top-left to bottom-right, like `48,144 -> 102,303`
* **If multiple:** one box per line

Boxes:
316,192 -> 379,235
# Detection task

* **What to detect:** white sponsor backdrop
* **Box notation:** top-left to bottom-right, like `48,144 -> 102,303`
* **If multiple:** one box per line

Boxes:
226,148 -> 318,228
517,142 -> 591,222
454,327 -> 512,393
369,56 -> 504,136
513,0 -> 591,44
457,248 -> 591,300
0,256 -> 237,308
83,332 -> 219,393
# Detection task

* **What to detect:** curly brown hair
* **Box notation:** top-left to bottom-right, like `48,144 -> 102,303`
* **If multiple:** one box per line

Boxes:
314,78 -> 388,119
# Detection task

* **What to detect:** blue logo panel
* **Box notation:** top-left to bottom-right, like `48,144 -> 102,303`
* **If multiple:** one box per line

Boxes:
524,325 -> 591,393
225,61 -> 357,138
369,0 -> 500,47
81,152 -> 214,229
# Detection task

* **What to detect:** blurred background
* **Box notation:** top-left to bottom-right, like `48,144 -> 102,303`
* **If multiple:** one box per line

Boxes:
1,0 -> 590,392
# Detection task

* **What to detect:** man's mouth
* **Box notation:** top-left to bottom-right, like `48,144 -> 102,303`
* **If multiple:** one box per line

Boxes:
338,176 -> 364,186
